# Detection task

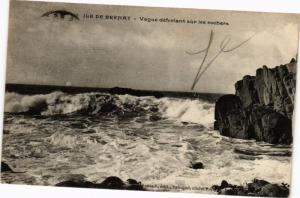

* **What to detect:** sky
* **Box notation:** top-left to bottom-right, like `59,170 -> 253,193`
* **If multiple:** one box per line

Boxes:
6,0 -> 300,93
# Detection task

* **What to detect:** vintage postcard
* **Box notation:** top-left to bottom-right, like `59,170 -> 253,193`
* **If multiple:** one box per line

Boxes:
1,0 -> 299,197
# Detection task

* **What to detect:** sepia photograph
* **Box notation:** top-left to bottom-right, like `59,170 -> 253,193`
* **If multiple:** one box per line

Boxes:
1,0 -> 299,197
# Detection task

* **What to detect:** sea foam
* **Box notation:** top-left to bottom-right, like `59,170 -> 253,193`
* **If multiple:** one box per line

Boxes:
5,92 -> 215,127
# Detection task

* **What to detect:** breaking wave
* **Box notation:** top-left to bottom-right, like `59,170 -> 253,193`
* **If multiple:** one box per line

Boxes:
5,92 -> 214,126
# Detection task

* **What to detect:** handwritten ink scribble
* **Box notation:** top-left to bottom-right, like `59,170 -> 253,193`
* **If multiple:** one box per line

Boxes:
41,10 -> 79,21
187,30 -> 256,90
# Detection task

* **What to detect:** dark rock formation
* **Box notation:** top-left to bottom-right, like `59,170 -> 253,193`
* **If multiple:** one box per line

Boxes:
235,75 -> 259,108
1,162 -> 14,172
256,183 -> 290,197
214,59 -> 296,144
214,95 -> 250,139
190,162 -> 204,169
1,161 -> 25,173
124,179 -> 145,191
97,176 -> 125,189
55,180 -> 95,188
55,176 -> 145,191
220,180 -> 229,189
211,179 -> 289,197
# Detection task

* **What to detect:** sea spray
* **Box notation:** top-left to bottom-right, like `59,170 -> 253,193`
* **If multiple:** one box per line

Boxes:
2,91 -> 291,191
5,92 -> 215,127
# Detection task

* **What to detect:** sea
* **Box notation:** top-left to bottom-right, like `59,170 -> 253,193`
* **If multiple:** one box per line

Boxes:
1,88 -> 292,193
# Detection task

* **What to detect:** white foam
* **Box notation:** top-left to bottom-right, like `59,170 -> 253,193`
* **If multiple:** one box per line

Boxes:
5,92 -> 47,113
5,92 -> 215,127
158,98 -> 214,126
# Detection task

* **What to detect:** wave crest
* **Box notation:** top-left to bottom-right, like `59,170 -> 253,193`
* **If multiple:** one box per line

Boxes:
5,92 -> 214,126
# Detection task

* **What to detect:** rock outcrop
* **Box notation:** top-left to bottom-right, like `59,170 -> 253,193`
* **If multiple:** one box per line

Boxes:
214,59 -> 296,144
1,161 -> 25,173
55,176 -> 145,191
190,162 -> 204,169
1,162 -> 14,172
211,179 -> 289,197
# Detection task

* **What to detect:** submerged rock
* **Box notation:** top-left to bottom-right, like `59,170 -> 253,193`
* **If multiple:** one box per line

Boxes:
55,180 -> 95,188
214,59 -> 296,144
190,162 -> 204,169
97,176 -> 145,190
1,162 -> 14,172
1,162 -> 25,173
55,176 -> 145,191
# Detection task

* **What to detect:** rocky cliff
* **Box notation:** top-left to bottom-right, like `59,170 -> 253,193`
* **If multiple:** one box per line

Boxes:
214,58 -> 297,144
